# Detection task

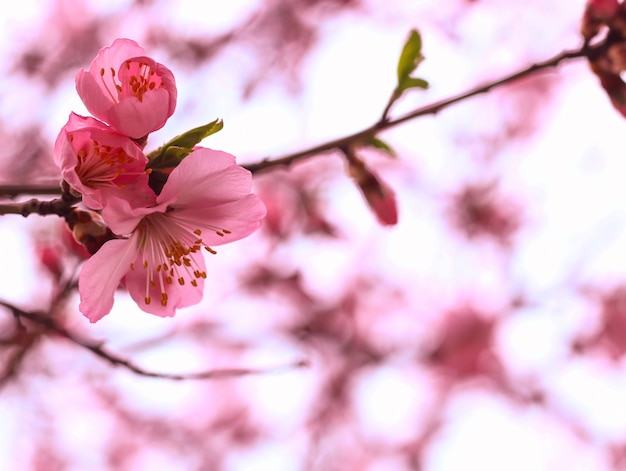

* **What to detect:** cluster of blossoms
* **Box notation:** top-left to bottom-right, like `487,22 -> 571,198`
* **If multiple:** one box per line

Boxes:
53,39 -> 266,323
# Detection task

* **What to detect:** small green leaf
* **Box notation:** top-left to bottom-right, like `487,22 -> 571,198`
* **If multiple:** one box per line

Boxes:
365,137 -> 397,158
162,118 -> 224,150
396,29 -> 423,83
397,76 -> 429,94
147,146 -> 193,169
147,118 -> 224,168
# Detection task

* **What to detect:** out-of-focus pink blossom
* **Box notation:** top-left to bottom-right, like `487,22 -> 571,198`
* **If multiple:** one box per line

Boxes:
75,38 -> 177,139
78,148 -> 267,322
588,0 -> 619,19
54,112 -> 155,216
581,0 -> 620,39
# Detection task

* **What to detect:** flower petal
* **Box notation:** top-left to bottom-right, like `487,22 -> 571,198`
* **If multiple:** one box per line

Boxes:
158,148 -> 253,207
78,237 -> 138,323
170,194 -> 266,246
106,88 -> 173,139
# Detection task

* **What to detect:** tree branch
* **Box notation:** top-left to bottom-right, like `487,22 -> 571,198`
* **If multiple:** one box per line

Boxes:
244,43 -> 593,174
0,197 -> 75,217
0,41 -> 599,195
0,300 -> 308,381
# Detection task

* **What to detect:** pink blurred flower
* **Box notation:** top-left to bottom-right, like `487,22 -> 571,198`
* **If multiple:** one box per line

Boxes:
78,148 -> 267,322
581,0 -> 619,40
75,38 -> 177,139
54,112 -> 155,216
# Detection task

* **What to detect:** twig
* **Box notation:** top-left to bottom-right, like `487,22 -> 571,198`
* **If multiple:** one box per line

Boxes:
0,197 -> 75,217
244,44 -> 594,174
0,300 -> 309,381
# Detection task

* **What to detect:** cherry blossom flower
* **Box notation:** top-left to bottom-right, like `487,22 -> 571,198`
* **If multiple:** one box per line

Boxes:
78,148 -> 267,322
54,112 -> 155,215
75,38 -> 177,139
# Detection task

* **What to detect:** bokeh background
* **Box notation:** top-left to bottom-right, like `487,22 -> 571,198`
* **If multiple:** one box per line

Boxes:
2,0 -> 626,469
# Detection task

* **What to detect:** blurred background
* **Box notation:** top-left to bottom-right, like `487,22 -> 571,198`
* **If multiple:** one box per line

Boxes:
3,0 -> 626,469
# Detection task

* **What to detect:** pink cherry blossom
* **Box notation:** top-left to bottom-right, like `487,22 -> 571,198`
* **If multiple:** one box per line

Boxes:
54,112 -> 155,216
76,38 -> 177,139
78,148 -> 267,322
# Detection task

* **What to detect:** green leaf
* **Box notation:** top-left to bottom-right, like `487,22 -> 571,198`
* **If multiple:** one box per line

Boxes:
396,29 -> 423,83
161,118 -> 224,150
147,118 -> 224,168
364,137 -> 396,158
147,146 -> 193,169
397,76 -> 429,94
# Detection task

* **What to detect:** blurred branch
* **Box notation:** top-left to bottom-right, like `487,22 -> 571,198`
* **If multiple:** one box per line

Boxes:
0,197 -> 75,217
0,300 -> 308,381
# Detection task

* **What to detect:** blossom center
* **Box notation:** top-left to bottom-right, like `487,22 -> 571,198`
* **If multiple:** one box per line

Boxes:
131,213 -> 230,307
99,59 -> 163,104
70,134 -> 150,189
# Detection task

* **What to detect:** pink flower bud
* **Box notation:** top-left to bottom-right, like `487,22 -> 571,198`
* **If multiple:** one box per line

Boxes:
348,157 -> 398,226
581,0 -> 619,40
76,38 -> 177,139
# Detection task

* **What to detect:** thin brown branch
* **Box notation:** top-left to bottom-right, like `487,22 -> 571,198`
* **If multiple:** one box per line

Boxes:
244,43 -> 595,174
0,197 -> 75,217
0,300 -> 309,381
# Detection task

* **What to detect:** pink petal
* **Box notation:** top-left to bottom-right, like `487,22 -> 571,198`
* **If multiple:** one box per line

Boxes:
100,190 -> 161,235
75,71 -> 116,126
158,148 -> 253,207
107,88 -> 173,138
171,194 -> 266,246
78,237 -> 138,323
88,39 -> 146,77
